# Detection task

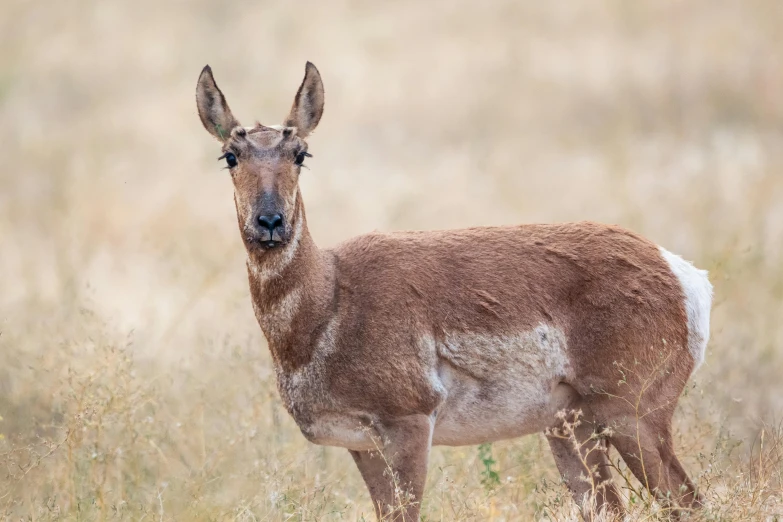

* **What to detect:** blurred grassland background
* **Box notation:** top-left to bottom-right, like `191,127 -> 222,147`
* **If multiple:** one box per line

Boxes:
1,0 -> 782,520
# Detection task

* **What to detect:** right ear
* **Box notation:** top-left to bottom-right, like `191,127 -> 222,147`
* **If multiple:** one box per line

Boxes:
196,65 -> 240,142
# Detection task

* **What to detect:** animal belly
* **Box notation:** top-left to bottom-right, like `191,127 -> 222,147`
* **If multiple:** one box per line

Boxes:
430,324 -> 572,446
432,376 -> 563,445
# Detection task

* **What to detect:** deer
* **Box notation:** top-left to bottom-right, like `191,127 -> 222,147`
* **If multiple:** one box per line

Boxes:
195,62 -> 713,521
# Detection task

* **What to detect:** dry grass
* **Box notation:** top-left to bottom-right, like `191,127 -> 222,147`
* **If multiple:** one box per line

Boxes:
1,0 -> 782,519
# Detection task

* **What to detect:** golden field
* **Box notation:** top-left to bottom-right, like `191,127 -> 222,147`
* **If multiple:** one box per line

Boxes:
0,0 -> 782,519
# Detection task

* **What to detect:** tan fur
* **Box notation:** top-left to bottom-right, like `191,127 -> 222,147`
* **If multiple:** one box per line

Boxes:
196,63 -> 710,521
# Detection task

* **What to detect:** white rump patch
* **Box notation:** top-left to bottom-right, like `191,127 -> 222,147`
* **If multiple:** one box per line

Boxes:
659,247 -> 713,370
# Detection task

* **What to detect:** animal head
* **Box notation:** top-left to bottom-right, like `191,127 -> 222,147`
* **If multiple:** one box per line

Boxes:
196,62 -> 324,252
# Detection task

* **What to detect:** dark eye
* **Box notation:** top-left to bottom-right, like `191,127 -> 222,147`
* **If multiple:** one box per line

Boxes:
294,150 -> 312,166
218,152 -> 238,168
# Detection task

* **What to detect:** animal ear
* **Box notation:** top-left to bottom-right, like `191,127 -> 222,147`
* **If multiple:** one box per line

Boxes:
284,62 -> 324,138
196,65 -> 240,141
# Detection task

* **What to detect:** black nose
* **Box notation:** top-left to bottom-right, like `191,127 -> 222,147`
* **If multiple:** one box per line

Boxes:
257,213 -> 283,232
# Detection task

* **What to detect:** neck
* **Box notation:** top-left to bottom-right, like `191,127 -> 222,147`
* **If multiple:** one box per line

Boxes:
245,196 -> 335,372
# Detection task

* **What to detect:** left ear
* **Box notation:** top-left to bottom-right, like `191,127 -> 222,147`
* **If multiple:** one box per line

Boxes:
284,62 -> 324,138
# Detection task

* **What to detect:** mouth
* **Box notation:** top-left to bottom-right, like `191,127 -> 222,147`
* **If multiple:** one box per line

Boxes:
246,236 -> 287,250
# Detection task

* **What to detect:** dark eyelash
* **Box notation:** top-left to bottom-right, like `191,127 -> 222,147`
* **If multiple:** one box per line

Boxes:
218,151 -> 238,168
295,151 -> 312,167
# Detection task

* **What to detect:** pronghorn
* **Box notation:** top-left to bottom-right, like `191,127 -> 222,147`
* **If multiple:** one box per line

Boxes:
196,62 -> 712,520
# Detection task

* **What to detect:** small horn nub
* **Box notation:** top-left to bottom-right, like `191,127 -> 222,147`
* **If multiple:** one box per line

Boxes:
231,126 -> 247,139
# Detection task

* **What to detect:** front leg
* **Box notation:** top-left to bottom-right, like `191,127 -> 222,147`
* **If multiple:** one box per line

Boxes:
350,414 -> 433,521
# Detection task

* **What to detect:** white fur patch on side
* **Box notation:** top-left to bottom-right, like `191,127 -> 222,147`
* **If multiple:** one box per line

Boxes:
659,247 -> 713,370
431,324 -> 571,445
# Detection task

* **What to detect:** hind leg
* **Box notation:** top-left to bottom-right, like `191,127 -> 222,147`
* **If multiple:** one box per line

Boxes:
547,399 -> 625,520
593,400 -> 702,518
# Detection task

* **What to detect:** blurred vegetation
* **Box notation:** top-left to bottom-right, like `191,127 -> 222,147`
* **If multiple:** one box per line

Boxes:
0,0 -> 781,519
